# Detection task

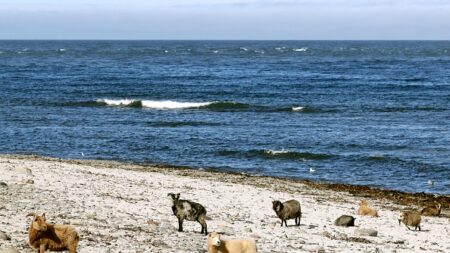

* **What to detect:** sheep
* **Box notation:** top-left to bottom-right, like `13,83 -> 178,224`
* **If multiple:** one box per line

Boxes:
357,200 -> 379,217
334,215 -> 356,227
398,211 -> 421,231
207,232 -> 257,253
27,213 -> 79,253
272,199 -> 301,227
168,193 -> 208,235
421,203 -> 441,217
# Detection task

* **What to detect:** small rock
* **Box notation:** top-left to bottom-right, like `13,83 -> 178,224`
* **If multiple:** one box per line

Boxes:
25,179 -> 34,184
0,231 -> 11,241
334,215 -> 355,227
15,167 -> 32,175
355,228 -> 378,237
216,225 -> 234,235
316,246 -> 325,253
0,182 -> 7,187
1,247 -> 19,253
244,227 -> 252,233
250,233 -> 261,239
147,219 -> 160,226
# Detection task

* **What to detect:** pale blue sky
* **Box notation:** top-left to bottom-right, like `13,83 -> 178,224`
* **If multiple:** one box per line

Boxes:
1,0 -> 449,40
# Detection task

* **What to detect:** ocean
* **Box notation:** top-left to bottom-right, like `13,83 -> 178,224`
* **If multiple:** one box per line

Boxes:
0,40 -> 449,194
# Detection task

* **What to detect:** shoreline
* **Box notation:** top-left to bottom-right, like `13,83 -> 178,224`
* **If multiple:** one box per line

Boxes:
1,154 -> 449,252
2,154 -> 449,212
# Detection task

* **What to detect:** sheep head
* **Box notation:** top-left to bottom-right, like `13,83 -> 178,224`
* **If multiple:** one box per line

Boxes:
28,213 -> 48,231
208,232 -> 221,247
168,193 -> 180,202
272,200 -> 283,212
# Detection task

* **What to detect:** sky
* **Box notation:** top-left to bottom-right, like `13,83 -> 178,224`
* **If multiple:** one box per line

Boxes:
0,0 -> 449,40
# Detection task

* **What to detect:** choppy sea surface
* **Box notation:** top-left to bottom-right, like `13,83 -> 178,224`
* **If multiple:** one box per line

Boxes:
0,40 -> 449,194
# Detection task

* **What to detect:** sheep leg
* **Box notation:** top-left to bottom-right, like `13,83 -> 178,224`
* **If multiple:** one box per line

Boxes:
39,244 -> 46,253
284,220 -> 288,227
280,220 -> 284,227
178,218 -> 184,232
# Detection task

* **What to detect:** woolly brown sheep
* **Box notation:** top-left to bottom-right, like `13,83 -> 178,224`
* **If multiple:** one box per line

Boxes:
168,193 -> 208,235
27,213 -> 79,253
398,211 -> 421,231
421,203 -> 441,217
272,199 -> 301,227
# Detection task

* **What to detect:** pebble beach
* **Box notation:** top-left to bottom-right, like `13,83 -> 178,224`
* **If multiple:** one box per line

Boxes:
0,155 -> 449,253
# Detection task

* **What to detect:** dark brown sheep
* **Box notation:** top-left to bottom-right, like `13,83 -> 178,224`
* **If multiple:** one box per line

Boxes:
27,213 -> 79,253
272,199 -> 302,227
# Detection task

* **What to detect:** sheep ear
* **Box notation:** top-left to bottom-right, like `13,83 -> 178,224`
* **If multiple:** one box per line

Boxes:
42,213 -> 46,219
176,193 -> 180,199
26,212 -> 36,218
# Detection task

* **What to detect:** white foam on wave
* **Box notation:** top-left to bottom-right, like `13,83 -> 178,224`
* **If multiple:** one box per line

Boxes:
240,47 -> 249,51
293,47 -> 308,52
292,106 -> 305,111
97,99 -> 213,109
59,48 -> 66,52
265,149 -> 290,155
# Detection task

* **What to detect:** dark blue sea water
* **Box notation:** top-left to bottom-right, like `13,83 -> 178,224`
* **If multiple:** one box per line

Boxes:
0,40 -> 449,194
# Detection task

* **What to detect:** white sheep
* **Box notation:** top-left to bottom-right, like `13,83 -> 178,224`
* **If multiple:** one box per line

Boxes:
207,232 -> 257,253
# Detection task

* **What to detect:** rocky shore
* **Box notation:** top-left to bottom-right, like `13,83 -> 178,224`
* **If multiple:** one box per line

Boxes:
0,155 -> 449,252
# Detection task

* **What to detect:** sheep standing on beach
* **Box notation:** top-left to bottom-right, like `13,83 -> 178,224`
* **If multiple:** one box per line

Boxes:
27,213 -> 79,253
421,203 -> 441,217
398,211 -> 421,231
168,193 -> 208,235
272,199 -> 302,227
357,200 -> 379,217
207,232 -> 257,253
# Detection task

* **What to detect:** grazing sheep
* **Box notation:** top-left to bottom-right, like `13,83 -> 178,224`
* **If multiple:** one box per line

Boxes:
335,215 -> 355,227
357,200 -> 379,217
27,213 -> 79,253
207,232 -> 257,253
398,211 -> 421,231
272,199 -> 301,227
168,193 -> 208,235
421,203 -> 441,217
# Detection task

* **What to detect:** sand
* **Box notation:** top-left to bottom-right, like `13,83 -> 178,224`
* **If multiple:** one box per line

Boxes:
0,155 -> 449,253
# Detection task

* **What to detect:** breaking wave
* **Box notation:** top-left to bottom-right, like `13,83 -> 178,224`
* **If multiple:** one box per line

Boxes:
218,149 -> 334,161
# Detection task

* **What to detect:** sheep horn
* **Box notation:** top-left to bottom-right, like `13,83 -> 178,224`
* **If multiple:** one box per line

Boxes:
26,212 -> 36,217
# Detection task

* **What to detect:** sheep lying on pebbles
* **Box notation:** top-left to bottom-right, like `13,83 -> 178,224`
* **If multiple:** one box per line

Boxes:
272,199 -> 302,227
27,213 -> 79,253
335,215 -> 356,227
421,203 -> 441,217
207,232 -> 258,253
168,193 -> 208,235
357,200 -> 379,217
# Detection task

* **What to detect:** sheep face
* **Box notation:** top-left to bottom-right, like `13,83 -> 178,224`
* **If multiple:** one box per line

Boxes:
31,213 -> 48,231
360,200 -> 368,206
168,193 -> 180,201
208,232 -> 221,247
272,201 -> 283,212
398,213 -> 404,225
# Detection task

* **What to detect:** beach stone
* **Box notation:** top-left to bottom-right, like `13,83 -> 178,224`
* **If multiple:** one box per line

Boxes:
0,231 -> 11,241
15,167 -> 32,175
0,182 -> 7,187
1,247 -> 19,253
316,246 -> 326,253
355,228 -> 378,237
216,225 -> 234,235
244,227 -> 253,233
334,215 -> 355,227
